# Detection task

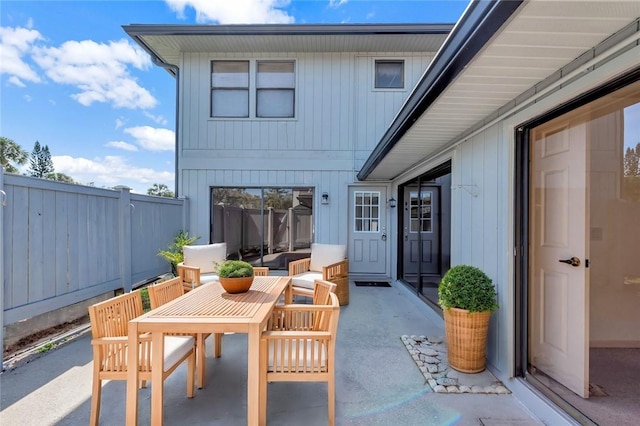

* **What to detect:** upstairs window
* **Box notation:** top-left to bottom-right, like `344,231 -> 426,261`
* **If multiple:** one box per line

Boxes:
257,61 -> 295,118
375,60 -> 404,89
211,61 -> 249,118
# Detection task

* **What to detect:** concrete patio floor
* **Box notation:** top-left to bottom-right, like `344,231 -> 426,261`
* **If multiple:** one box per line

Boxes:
1,282 -> 544,425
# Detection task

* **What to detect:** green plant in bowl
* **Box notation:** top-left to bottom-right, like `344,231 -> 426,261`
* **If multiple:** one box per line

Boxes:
217,260 -> 255,293
217,260 -> 254,278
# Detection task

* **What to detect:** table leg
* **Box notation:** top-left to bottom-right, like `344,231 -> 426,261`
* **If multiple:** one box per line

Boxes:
247,324 -> 262,426
126,322 -> 139,426
151,332 -> 165,425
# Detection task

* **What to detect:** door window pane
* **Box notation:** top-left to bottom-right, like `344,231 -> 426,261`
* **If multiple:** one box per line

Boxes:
410,191 -> 433,233
211,187 -> 313,270
354,191 -> 380,232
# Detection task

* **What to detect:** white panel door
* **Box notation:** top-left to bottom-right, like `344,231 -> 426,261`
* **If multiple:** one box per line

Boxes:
529,120 -> 590,398
348,186 -> 387,275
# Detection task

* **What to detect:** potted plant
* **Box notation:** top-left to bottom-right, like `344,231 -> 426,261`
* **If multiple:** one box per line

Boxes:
217,260 -> 255,294
438,264 -> 498,373
157,230 -> 199,276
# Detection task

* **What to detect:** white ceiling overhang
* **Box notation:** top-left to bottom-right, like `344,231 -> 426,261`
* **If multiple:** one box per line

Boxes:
123,23 -> 454,70
358,0 -> 640,181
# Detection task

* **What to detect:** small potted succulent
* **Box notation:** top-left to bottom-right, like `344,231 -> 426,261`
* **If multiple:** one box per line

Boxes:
216,260 -> 255,293
438,264 -> 498,373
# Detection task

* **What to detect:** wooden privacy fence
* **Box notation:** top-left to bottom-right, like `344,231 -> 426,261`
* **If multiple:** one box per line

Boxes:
0,169 -> 188,365
212,205 -> 312,257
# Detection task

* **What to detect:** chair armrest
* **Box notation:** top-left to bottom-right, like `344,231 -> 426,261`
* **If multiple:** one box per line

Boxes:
177,262 -> 201,289
91,336 -> 128,346
288,257 -> 311,276
322,259 -> 349,281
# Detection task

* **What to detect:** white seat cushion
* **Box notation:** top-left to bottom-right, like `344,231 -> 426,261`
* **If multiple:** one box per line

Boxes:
200,273 -> 220,284
291,271 -> 322,290
162,335 -> 195,372
309,243 -> 347,272
183,243 -> 227,274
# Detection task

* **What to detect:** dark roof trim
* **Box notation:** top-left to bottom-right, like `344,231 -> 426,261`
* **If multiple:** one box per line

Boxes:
122,23 -> 452,37
357,0 -> 525,181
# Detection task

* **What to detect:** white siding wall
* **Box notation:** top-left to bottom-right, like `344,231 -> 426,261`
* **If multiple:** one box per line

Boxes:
450,123 -> 511,372
178,51 -> 434,242
445,43 -> 640,374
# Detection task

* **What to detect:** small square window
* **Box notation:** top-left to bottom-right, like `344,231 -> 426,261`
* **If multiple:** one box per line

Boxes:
375,60 -> 404,89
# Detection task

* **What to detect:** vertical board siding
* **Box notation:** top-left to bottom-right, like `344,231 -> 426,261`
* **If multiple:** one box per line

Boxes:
179,50 -> 434,243
2,175 -> 186,326
451,121 -> 509,372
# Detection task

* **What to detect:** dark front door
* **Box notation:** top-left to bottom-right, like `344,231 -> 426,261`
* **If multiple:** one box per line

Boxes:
402,185 -> 440,285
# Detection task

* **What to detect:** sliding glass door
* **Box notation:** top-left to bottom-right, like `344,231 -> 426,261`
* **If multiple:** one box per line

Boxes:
210,187 -> 314,271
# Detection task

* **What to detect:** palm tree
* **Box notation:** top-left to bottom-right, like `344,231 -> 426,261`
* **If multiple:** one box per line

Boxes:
0,136 -> 29,174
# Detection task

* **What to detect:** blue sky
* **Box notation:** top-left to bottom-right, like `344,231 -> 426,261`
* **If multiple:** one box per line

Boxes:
0,0 -> 468,193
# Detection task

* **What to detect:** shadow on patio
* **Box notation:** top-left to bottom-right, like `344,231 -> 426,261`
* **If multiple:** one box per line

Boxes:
0,282 -> 542,425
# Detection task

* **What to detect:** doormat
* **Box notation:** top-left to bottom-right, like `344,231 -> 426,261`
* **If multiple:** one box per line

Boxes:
354,281 -> 391,287
401,335 -> 511,394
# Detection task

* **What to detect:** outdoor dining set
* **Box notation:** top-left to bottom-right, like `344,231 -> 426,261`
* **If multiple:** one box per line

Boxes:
87,242 -> 348,426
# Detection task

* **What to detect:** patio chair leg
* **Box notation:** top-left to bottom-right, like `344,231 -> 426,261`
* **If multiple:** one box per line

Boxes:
328,377 -> 335,426
89,377 -> 101,426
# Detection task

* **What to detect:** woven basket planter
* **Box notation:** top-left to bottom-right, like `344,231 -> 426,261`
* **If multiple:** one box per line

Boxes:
443,307 -> 491,373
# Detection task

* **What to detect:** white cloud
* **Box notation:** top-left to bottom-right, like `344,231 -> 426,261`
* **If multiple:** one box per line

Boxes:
165,0 -> 294,24
31,39 -> 157,109
0,25 -> 43,86
143,111 -> 169,126
329,0 -> 348,8
115,117 -> 126,129
106,141 -> 139,152
52,155 -> 174,193
23,93 -> 32,102
124,126 -> 175,151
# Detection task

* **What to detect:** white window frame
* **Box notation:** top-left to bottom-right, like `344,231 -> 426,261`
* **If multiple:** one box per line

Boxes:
210,59 -> 296,120
353,191 -> 381,233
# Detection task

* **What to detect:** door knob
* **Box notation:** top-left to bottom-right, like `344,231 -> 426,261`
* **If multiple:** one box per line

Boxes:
558,257 -> 581,267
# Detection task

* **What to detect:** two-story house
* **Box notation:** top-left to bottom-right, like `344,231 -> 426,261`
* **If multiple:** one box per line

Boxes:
126,1 -> 640,424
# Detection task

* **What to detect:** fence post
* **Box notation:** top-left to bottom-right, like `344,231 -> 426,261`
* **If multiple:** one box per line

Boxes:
288,207 -> 294,252
116,186 -> 132,292
0,167 -> 5,367
268,207 -> 274,255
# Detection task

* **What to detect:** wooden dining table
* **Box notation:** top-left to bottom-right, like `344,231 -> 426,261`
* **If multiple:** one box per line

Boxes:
125,275 -> 291,425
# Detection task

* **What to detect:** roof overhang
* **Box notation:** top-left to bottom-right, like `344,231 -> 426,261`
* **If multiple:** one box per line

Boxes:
123,23 -> 454,75
358,0 -> 640,181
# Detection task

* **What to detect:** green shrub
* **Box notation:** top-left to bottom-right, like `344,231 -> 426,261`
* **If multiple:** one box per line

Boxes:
438,265 -> 498,313
217,260 -> 254,278
157,230 -> 199,275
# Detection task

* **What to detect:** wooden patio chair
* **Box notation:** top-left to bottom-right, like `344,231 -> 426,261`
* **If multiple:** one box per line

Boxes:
177,242 -> 227,291
270,280 -> 336,330
88,290 -> 195,426
259,292 -> 341,425
148,277 -> 223,389
288,243 -> 349,305
254,266 -> 269,276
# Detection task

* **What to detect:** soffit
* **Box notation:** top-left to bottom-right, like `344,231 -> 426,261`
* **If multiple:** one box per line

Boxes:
125,24 -> 453,66
365,0 -> 640,181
